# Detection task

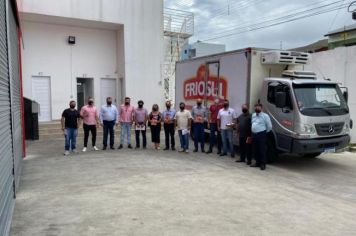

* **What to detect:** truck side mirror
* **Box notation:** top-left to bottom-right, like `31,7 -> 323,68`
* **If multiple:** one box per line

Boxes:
275,92 -> 287,108
343,91 -> 348,103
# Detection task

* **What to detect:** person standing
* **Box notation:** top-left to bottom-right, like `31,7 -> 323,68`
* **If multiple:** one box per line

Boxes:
99,97 -> 118,150
192,98 -> 208,153
251,103 -> 272,170
149,104 -> 162,150
162,100 -> 176,151
61,100 -> 81,155
207,98 -> 222,155
118,97 -> 135,149
236,104 -> 252,164
217,99 -> 237,158
174,102 -> 192,153
134,100 -> 148,149
80,97 -> 100,152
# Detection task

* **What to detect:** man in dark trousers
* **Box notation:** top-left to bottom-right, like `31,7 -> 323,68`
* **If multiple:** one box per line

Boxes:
236,104 -> 252,165
251,104 -> 272,170
192,98 -> 208,153
99,97 -> 118,150
206,98 -> 222,154
162,100 -> 176,151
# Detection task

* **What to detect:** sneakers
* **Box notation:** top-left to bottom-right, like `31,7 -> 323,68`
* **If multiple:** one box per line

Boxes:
64,150 -> 70,156
72,149 -> 78,154
185,149 -> 189,153
178,149 -> 185,152
93,146 -> 99,151
82,147 -> 87,152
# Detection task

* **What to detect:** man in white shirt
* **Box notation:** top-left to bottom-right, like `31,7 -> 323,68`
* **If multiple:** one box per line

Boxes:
174,102 -> 192,153
217,99 -> 237,158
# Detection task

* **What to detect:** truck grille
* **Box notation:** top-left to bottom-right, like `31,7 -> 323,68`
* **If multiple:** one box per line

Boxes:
315,122 -> 344,136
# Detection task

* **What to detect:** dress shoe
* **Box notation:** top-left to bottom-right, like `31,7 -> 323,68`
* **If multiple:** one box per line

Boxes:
118,144 -> 123,149
171,147 -> 176,151
206,150 -> 213,154
235,159 -> 244,163
217,151 -> 221,155
250,163 -> 260,167
110,146 -> 115,150
246,161 -> 252,165
102,146 -> 107,150
193,149 -> 198,153
260,164 -> 266,170
128,144 -> 133,149
201,149 -> 205,153
220,153 -> 227,157
164,147 -> 169,151
230,154 -> 235,158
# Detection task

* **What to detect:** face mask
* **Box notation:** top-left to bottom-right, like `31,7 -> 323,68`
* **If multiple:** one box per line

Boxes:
153,107 -> 158,111
107,101 -> 112,105
242,108 -> 248,113
255,108 -> 261,113
166,105 -> 171,109
197,102 -> 202,106
138,104 -> 143,108
88,101 -> 94,105
180,106 -> 185,110
70,105 -> 75,109
125,102 -> 129,105
223,104 -> 229,108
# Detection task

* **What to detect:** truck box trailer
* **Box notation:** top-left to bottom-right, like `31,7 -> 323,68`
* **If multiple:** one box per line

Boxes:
175,48 -> 351,160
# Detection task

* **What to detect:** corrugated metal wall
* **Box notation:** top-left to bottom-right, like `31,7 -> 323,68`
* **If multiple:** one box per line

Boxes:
0,0 -> 23,235
8,0 -> 22,190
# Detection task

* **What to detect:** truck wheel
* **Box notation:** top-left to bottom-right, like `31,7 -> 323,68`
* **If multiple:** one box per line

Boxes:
303,153 -> 321,158
267,134 -> 279,163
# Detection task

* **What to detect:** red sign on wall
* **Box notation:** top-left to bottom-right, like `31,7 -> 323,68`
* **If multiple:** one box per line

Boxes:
183,65 -> 228,101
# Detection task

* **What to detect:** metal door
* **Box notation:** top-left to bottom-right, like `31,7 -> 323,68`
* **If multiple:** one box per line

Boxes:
0,0 -> 15,235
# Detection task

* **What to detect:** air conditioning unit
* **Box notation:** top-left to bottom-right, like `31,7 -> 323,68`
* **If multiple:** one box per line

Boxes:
261,51 -> 311,65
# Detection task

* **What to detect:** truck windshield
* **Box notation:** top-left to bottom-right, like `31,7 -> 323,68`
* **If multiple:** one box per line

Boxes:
293,83 -> 349,117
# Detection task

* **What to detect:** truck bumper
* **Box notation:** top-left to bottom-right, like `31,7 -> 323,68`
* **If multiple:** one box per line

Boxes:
292,135 -> 350,154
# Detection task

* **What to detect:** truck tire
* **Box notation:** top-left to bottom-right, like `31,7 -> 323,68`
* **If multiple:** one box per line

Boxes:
303,152 -> 322,158
267,133 -> 279,163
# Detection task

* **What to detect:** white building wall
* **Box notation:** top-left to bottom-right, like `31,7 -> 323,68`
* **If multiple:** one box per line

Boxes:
20,0 -> 164,120
305,46 -> 356,143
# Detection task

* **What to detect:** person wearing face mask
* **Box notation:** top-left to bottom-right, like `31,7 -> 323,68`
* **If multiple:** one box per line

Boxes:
192,98 -> 208,153
217,99 -> 237,158
99,97 -> 118,150
61,101 -> 81,156
149,104 -> 162,150
251,103 -> 272,170
207,98 -> 223,155
162,100 -> 176,151
236,104 -> 252,165
80,97 -> 100,152
174,102 -> 192,153
118,97 -> 135,149
134,100 -> 148,149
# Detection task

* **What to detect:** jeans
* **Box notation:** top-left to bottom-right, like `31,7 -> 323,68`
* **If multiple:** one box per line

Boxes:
103,120 -> 115,148
252,131 -> 267,165
178,130 -> 189,150
164,123 -> 175,149
193,123 -> 205,150
65,128 -> 78,151
239,136 -> 252,162
209,123 -> 221,152
135,129 -> 147,148
120,122 -> 132,145
221,129 -> 234,155
83,124 -> 97,147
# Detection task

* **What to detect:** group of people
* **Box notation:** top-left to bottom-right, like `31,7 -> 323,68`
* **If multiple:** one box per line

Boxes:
61,96 -> 272,170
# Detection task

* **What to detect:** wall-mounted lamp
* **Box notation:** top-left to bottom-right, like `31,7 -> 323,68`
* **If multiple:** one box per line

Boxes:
68,36 -> 76,45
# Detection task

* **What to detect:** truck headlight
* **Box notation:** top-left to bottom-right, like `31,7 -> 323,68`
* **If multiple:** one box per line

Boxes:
298,124 -> 316,135
343,123 -> 350,133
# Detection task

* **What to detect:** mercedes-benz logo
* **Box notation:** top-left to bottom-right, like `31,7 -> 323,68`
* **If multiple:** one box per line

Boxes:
328,125 -> 335,134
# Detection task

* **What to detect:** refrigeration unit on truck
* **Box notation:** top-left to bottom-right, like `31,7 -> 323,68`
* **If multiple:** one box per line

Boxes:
175,48 -> 351,159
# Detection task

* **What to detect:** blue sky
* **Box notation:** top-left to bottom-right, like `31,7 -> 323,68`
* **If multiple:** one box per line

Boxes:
164,0 -> 356,50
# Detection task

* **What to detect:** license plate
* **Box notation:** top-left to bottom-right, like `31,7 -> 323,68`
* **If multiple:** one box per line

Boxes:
324,147 -> 336,153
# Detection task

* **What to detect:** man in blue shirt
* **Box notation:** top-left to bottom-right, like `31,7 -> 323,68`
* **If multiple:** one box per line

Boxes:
251,103 -> 272,170
99,97 -> 119,150
192,98 -> 208,153
162,100 -> 176,151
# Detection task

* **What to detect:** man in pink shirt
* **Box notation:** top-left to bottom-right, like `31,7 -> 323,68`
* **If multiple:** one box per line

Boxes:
80,97 -> 100,152
118,97 -> 135,149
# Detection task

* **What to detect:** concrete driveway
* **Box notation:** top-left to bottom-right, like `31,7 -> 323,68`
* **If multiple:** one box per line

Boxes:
10,139 -> 356,236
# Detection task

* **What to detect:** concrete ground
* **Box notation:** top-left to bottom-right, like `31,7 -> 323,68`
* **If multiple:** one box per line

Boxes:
10,137 -> 356,236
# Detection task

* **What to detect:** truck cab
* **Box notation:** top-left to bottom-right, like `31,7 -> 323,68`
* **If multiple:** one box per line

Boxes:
261,70 -> 351,158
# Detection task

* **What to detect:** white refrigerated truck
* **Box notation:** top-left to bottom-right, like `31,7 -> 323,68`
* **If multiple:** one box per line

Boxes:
175,48 -> 351,160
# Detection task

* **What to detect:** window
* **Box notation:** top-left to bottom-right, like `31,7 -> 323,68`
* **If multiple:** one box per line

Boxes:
267,83 -> 293,110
